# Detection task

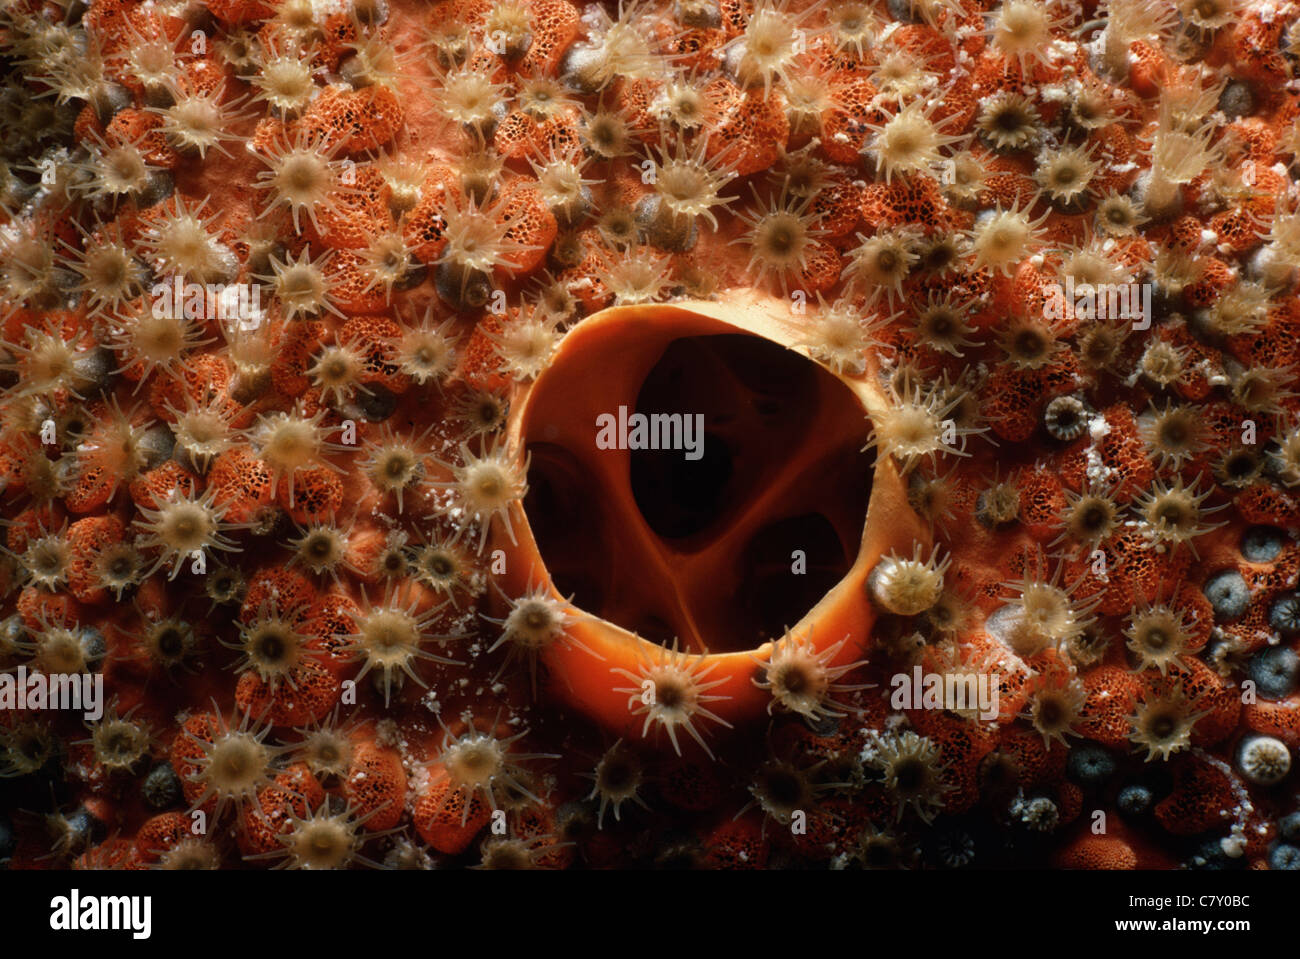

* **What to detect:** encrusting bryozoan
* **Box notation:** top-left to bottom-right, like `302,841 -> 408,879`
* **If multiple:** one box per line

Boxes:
249,35 -> 318,115
1023,671 -> 1087,747
407,528 -> 483,607
612,640 -> 733,759
248,799 -> 392,870
255,130 -> 363,235
988,0 -> 1069,74
181,708 -> 285,823
149,77 -> 251,160
865,379 -> 985,471
59,219 -> 146,319
753,630 -> 869,722
135,195 -> 238,285
869,545 -> 951,616
842,228 -> 919,302
1138,97 -> 1224,218
796,295 -> 882,376
81,702 -> 152,773
222,593 -> 317,691
285,518 -> 355,584
432,716 -> 558,822
1128,679 -> 1208,761
482,578 -> 590,693
1134,475 -> 1228,555
563,0 -> 667,91
134,486 -> 245,581
863,96 -> 966,185
992,555 -> 1102,659
390,306 -> 460,387
1096,0 -> 1178,80
360,424 -> 431,513
244,405 -> 347,507
734,183 -> 825,294
584,740 -> 650,828
861,728 -> 950,823
1124,601 -> 1196,675
427,436 -> 530,552
968,196 -> 1051,275
346,585 -> 464,708
483,304 -> 562,381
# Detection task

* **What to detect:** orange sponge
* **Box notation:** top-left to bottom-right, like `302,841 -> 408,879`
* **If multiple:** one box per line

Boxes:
345,740 -> 406,831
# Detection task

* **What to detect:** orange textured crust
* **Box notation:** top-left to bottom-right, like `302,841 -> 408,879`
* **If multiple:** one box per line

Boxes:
1,0 -> 1298,877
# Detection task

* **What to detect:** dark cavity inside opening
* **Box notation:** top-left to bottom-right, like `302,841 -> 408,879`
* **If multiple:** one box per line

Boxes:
524,333 -> 873,652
